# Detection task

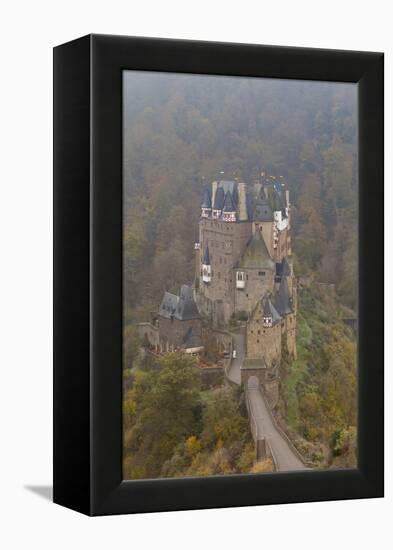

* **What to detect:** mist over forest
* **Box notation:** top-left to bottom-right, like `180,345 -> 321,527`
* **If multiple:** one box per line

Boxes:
122,72 -> 358,478
123,71 -> 357,322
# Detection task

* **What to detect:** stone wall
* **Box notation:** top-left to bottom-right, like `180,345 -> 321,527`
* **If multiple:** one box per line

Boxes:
246,319 -> 282,367
275,226 -> 289,261
234,269 -> 275,316
137,322 -> 159,347
159,317 -> 202,349
253,221 -> 274,257
197,218 -> 252,326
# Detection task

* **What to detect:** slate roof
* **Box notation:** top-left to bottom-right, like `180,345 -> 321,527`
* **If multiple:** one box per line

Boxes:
176,285 -> 200,320
275,276 -> 292,316
180,327 -> 202,349
253,195 -> 274,221
223,190 -> 236,212
238,230 -> 275,270
262,294 -> 282,324
202,244 -> 210,265
201,186 -> 212,208
158,285 -> 200,321
158,292 -> 179,319
281,257 -> 291,276
276,257 -> 291,279
266,183 -> 287,215
242,357 -> 267,370
213,186 -> 225,210
218,180 -> 236,194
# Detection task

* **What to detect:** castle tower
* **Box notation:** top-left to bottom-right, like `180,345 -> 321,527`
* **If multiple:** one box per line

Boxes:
196,180 -> 252,326
234,229 -> 275,316
245,293 -> 282,368
238,182 -> 248,221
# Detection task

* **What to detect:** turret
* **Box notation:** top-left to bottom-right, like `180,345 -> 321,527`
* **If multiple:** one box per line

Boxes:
202,244 -> 211,283
262,294 -> 281,328
212,187 -> 225,219
238,182 -> 248,221
211,181 -> 218,213
222,190 -> 237,222
201,186 -> 212,218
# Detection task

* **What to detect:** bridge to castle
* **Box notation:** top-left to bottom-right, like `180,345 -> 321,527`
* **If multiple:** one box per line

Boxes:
227,332 -> 306,472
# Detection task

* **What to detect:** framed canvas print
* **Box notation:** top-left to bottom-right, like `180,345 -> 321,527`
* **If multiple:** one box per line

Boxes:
53,34 -> 383,515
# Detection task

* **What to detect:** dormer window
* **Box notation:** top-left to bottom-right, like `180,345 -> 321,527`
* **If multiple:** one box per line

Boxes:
263,316 -> 273,328
236,271 -> 245,289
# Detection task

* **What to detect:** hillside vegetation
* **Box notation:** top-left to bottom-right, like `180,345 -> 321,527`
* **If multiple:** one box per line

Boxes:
279,283 -> 357,468
123,353 -> 263,479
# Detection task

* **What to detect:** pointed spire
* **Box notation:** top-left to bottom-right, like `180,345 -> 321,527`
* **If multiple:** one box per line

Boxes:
281,257 -> 291,277
223,190 -> 235,212
213,186 -> 225,210
275,276 -> 292,316
201,186 -> 212,208
238,229 -> 274,270
261,292 -> 281,326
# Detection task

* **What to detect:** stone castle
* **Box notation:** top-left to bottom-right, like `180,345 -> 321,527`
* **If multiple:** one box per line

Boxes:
139,175 -> 297,403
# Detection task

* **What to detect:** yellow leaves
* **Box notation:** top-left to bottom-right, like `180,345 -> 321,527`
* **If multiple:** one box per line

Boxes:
299,390 -> 321,418
251,458 -> 274,474
123,398 -> 136,419
185,435 -> 202,457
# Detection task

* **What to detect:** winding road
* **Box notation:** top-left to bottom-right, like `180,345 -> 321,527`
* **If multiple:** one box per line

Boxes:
228,330 -> 306,472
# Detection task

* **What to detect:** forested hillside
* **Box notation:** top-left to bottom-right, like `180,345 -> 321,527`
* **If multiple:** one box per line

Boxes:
123,354 -> 268,479
123,72 -> 358,475
123,72 -> 358,325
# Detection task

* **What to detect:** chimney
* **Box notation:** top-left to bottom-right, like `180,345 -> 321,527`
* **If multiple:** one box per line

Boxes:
211,181 -> 218,209
285,189 -> 290,207
238,182 -> 248,221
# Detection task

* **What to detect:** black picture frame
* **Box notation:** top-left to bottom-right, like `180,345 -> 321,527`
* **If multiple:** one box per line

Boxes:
53,34 -> 384,516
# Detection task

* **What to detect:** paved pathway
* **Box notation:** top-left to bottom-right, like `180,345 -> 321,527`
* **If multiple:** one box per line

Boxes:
226,330 -> 306,472
226,331 -> 245,385
247,377 -> 305,471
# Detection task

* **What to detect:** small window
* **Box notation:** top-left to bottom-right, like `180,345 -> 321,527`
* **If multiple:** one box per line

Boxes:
258,271 -> 265,277
258,330 -> 261,335
257,339 -> 260,343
